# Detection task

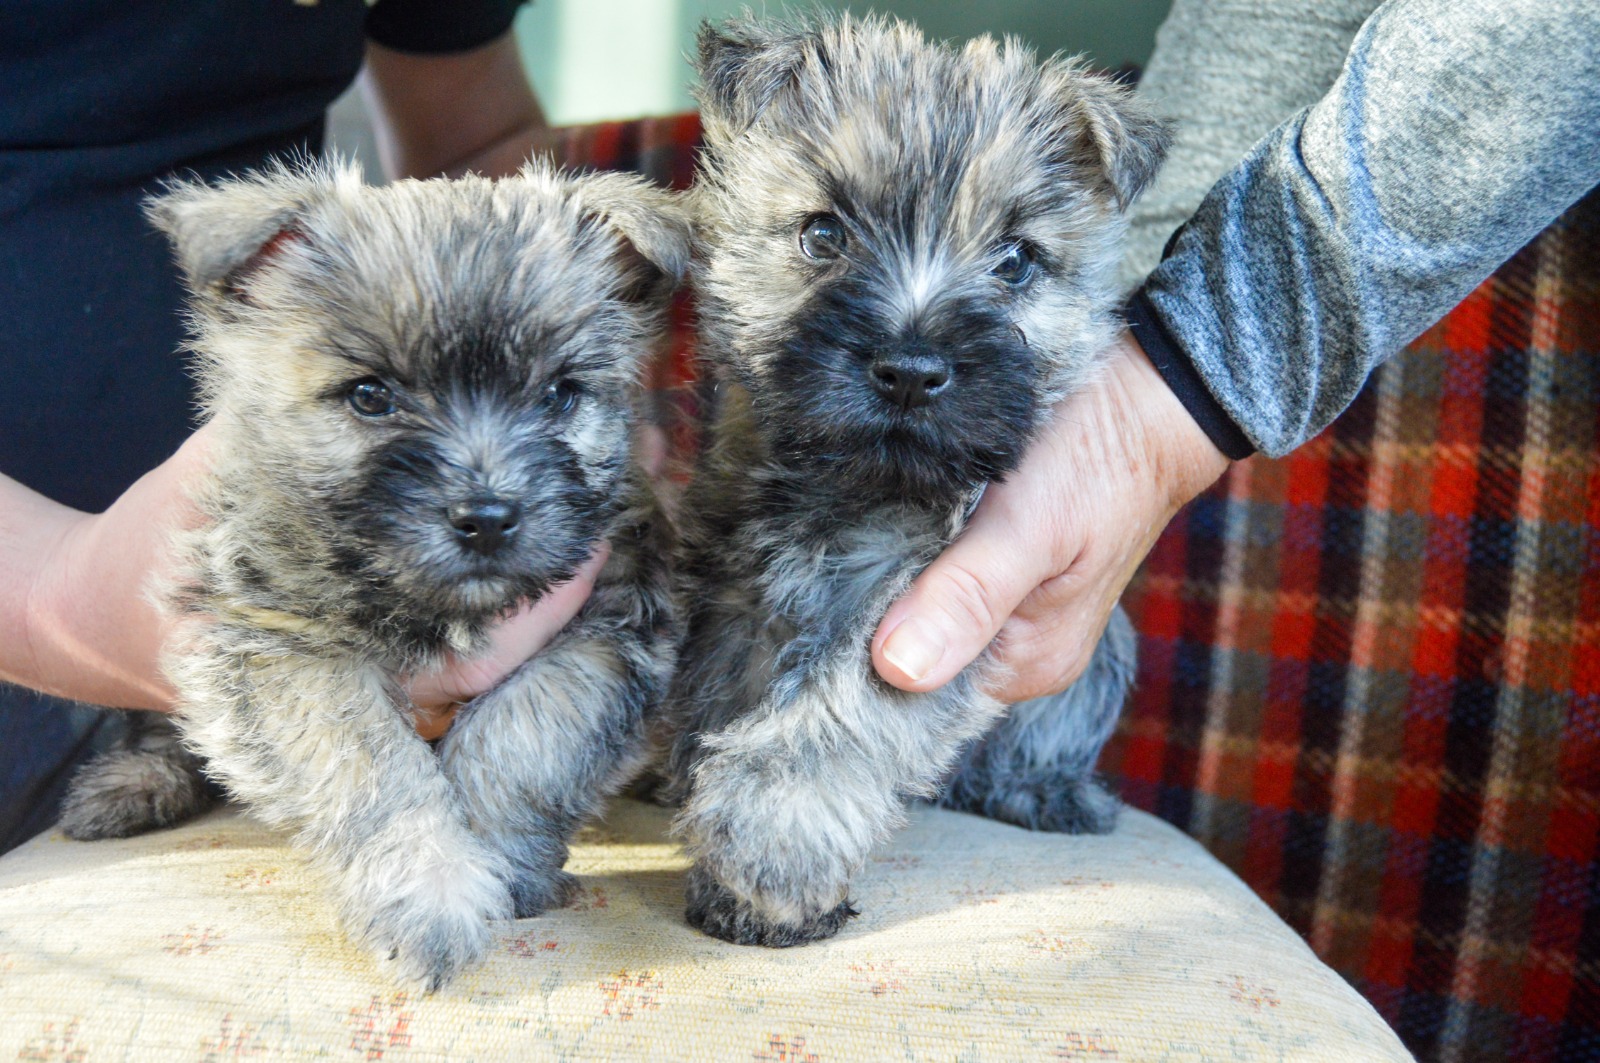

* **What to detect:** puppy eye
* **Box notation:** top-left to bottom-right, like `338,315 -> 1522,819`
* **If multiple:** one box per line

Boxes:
543,378 -> 581,416
991,242 -> 1038,287
798,214 -> 848,260
346,377 -> 396,417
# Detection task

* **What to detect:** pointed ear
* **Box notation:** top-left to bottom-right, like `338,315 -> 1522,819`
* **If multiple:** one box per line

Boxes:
693,16 -> 816,129
1049,63 -> 1171,211
573,171 -> 694,306
145,161 -> 346,299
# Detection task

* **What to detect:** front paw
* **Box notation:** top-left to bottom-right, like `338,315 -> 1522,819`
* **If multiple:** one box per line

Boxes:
59,750 -> 216,840
685,864 -> 856,947
350,853 -> 514,991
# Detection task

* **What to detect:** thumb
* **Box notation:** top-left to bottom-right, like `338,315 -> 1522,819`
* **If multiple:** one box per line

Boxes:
871,504 -> 1049,693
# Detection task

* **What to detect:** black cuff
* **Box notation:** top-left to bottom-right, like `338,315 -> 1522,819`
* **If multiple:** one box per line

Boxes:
366,0 -> 526,54
1124,290 -> 1256,461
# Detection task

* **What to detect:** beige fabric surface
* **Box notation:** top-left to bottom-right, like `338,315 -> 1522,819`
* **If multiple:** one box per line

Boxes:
0,800 -> 1409,1061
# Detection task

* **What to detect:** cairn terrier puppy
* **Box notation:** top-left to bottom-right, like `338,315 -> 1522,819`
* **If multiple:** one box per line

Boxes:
59,161 -> 686,988
662,14 -> 1169,946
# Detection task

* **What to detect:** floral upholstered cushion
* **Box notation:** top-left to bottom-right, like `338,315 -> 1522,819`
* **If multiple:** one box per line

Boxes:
0,800 -> 1409,1061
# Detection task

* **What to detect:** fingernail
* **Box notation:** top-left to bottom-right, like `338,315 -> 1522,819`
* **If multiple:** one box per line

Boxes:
883,618 -> 944,682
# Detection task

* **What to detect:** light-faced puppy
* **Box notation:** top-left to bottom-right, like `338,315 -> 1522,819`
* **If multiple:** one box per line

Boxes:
61,161 -> 686,988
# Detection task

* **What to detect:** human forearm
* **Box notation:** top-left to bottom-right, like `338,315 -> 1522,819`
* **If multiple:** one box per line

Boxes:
0,477 -> 79,692
360,33 -> 549,181
1137,0 -> 1600,457
1120,0 -> 1377,289
0,447 -> 192,709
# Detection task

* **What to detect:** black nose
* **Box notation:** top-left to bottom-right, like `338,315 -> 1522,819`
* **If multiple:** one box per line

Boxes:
447,497 -> 521,556
868,352 -> 952,410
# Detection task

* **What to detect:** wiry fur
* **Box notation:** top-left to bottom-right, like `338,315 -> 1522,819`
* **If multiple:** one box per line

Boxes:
662,14 -> 1167,946
60,160 -> 686,989
58,710 -> 218,839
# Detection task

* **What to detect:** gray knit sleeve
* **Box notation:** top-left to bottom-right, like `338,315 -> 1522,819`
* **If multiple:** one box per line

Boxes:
1119,0 -> 1378,292
1131,0 -> 1600,458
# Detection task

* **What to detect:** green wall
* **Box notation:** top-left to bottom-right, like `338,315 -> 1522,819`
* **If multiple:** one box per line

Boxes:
519,1 -> 1172,126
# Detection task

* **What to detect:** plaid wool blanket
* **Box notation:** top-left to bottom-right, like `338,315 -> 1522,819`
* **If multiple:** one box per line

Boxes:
1110,186 -> 1600,1062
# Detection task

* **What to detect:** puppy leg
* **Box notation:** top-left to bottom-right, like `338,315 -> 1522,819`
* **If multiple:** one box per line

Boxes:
940,606 -> 1137,834
678,653 -> 1001,946
176,650 -> 512,990
59,711 -> 216,840
438,630 -> 665,919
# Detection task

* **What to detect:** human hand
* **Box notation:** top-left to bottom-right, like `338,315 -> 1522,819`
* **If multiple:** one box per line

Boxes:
870,331 -> 1232,703
405,545 -> 609,740
11,423 -> 605,727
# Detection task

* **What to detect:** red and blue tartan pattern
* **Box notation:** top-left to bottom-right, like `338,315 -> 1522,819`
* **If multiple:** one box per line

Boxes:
1108,187 -> 1600,1062
550,112 -> 703,191
550,114 -> 704,461
551,112 -> 1600,1063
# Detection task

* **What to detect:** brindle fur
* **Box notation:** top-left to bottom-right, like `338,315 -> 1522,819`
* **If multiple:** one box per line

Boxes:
662,13 -> 1165,946
60,161 -> 687,989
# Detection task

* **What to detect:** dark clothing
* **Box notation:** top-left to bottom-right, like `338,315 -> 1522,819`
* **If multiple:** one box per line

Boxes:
1,0 -> 521,510
0,0 -> 522,850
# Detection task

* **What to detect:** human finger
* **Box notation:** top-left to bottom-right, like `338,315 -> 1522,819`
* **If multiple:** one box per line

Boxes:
870,499 -> 1059,693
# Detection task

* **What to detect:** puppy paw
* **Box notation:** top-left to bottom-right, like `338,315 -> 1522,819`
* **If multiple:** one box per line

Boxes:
684,864 -> 856,947
508,868 -> 579,919
947,774 -> 1120,835
59,750 -> 215,840
353,853 -> 513,992
370,913 -> 492,993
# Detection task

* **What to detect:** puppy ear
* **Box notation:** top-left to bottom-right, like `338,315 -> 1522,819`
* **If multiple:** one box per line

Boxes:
146,161 -> 347,300
573,171 -> 694,306
694,16 -> 815,128
1048,62 -> 1172,211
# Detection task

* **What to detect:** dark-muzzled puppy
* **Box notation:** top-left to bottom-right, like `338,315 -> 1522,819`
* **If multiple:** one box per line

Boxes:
59,160 -> 686,988
662,14 -> 1168,946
